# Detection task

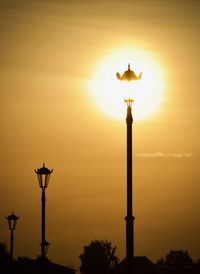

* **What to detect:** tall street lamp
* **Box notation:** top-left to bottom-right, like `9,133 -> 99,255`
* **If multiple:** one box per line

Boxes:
6,212 -> 19,263
116,64 -> 142,274
35,163 -> 53,262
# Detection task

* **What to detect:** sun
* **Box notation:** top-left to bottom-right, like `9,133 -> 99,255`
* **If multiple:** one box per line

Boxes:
88,48 -> 166,120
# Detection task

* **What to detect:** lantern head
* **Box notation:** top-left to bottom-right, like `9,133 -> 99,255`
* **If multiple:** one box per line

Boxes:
6,212 -> 19,231
116,64 -> 142,106
116,63 -> 142,81
35,163 -> 53,190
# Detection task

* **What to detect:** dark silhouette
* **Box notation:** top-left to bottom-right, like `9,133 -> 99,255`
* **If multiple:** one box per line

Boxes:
116,63 -> 142,81
0,242 -> 9,266
79,240 -> 119,274
156,250 -> 200,274
2,238 -> 200,274
35,163 -> 53,264
116,256 -> 155,274
116,64 -> 142,274
0,253 -> 76,274
6,212 -> 19,263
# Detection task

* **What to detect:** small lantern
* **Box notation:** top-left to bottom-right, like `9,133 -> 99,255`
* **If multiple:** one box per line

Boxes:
35,163 -> 53,190
6,212 -> 19,231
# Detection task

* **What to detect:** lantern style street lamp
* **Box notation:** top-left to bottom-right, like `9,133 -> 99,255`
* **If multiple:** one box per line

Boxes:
116,64 -> 142,274
35,163 -> 53,262
6,212 -> 19,262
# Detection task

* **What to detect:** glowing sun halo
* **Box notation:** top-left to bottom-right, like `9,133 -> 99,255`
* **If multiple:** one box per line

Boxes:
88,48 -> 166,120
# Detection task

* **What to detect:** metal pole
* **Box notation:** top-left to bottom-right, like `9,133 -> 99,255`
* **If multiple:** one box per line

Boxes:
125,104 -> 135,274
41,188 -> 46,263
10,229 -> 14,263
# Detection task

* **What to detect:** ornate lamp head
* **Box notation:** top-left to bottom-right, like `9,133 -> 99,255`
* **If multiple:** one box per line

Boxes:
116,64 -> 142,106
6,212 -> 19,231
35,163 -> 53,190
116,63 -> 142,81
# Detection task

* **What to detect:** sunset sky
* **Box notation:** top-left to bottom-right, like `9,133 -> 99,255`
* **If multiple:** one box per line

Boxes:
0,0 -> 199,271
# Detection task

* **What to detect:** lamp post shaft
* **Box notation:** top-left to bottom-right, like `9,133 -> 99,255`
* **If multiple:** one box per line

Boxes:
126,105 -> 134,274
116,64 -> 141,274
10,230 -> 14,263
35,164 -> 53,262
41,189 -> 46,262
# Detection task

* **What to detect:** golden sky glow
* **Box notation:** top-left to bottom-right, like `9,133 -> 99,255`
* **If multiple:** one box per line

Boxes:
0,0 -> 199,271
88,48 -> 166,120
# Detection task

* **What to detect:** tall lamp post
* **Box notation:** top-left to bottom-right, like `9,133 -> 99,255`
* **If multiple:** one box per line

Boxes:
116,64 -> 142,274
35,163 -> 53,262
6,212 -> 19,263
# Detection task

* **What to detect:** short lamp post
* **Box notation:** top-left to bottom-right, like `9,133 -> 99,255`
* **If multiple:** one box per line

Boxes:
116,64 -> 142,274
35,163 -> 53,262
6,212 -> 19,263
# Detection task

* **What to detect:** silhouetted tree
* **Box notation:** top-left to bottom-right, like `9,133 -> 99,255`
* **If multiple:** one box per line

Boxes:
165,250 -> 193,269
0,242 -> 9,265
79,240 -> 119,274
156,250 -> 193,274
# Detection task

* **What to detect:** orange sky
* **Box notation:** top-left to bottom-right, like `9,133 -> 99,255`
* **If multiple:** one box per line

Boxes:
0,0 -> 199,270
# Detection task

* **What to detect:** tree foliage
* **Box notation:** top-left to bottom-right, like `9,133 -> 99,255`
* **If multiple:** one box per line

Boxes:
156,250 -> 195,274
79,240 -> 119,274
165,250 -> 193,269
0,242 -> 9,265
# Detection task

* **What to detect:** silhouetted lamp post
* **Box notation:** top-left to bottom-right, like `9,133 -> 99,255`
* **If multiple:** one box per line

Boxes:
35,163 -> 53,262
116,64 -> 142,274
6,212 -> 19,262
